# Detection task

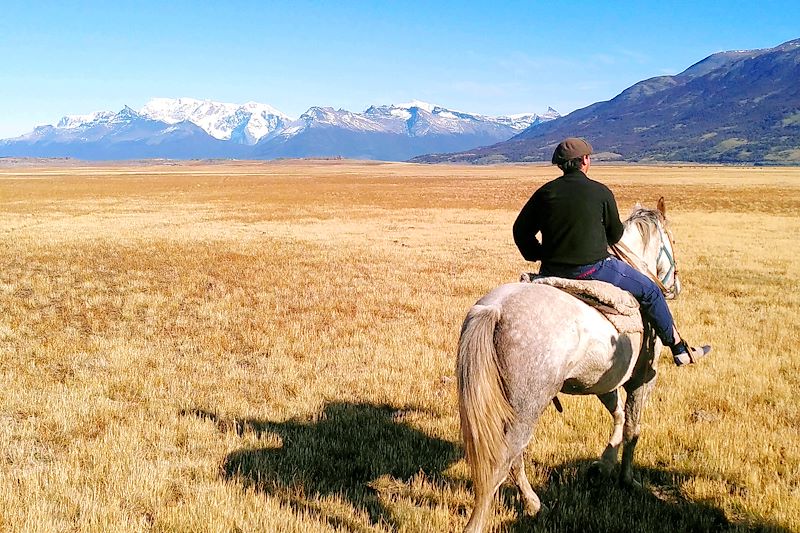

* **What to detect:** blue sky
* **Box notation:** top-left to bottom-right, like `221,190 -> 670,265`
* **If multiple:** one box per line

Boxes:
1,0 -> 798,138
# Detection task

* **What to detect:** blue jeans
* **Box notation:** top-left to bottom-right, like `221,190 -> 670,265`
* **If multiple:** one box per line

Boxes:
540,257 -> 676,347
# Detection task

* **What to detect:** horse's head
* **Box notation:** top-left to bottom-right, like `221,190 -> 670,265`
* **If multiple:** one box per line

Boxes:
621,197 -> 681,300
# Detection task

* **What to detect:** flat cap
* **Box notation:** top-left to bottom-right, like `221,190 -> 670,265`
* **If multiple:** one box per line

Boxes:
551,137 -> 593,164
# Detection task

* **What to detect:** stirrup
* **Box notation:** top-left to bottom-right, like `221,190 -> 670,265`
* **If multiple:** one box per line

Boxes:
674,343 -> 711,366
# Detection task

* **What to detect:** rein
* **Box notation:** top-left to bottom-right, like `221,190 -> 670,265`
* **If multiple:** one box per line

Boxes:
610,242 -> 668,293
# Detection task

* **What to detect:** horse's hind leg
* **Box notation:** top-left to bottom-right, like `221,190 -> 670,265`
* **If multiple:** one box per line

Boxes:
510,451 -> 541,516
620,381 -> 655,488
464,421 -> 538,532
588,390 -> 625,482
599,390 -> 625,465
464,450 -> 514,533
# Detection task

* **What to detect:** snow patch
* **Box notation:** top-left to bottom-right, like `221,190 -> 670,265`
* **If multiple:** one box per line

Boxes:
140,97 -> 292,144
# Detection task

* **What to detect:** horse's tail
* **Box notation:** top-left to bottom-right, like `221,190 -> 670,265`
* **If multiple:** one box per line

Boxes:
457,303 -> 515,497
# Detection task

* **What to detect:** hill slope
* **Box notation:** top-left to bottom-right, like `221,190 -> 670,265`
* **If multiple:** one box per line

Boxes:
412,39 -> 800,164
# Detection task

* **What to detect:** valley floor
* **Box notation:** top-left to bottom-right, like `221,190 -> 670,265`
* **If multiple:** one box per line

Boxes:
0,160 -> 798,532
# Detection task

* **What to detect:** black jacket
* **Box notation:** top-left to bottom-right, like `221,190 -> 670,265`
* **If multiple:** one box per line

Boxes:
513,170 -> 624,267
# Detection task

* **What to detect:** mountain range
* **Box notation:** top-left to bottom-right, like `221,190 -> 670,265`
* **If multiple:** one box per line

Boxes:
0,98 -> 558,161
4,38 -> 798,164
412,38 -> 800,164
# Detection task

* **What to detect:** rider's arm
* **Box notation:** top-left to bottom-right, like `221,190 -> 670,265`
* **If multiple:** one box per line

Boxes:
603,192 -> 625,246
513,195 -> 543,261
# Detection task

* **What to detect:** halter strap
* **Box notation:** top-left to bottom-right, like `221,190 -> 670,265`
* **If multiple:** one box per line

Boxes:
656,225 -> 678,286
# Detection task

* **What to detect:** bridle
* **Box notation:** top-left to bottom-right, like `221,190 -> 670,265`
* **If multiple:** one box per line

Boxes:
610,217 -> 679,299
656,224 -> 678,293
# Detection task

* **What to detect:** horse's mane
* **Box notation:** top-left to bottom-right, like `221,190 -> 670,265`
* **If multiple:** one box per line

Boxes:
624,206 -> 664,249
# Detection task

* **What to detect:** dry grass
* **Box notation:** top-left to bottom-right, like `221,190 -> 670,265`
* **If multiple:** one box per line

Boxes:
0,160 -> 798,532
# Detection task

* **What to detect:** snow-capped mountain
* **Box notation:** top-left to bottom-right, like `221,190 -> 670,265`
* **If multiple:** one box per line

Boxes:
282,106 -> 391,136
255,101 -> 559,160
494,107 -> 561,130
56,110 -> 117,129
253,101 -> 557,160
272,101 -> 553,141
366,101 -> 551,136
0,98 -> 559,161
2,105 -> 246,159
140,97 -> 292,145
15,106 -> 159,144
364,103 -> 506,136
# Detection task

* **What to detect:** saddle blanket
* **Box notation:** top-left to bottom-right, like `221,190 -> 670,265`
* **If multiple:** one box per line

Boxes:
519,273 -> 643,334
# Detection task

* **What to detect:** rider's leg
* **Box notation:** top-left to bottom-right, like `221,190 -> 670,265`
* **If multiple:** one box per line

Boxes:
583,258 -> 710,365
584,257 -> 676,344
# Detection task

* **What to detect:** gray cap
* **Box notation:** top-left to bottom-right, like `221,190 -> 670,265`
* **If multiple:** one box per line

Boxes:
551,137 -> 593,164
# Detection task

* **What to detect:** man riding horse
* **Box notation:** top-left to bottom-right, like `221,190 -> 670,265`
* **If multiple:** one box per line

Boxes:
512,137 -> 711,365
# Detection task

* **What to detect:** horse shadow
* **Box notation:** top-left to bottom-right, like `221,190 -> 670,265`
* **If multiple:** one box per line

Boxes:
187,401 -> 462,531
185,402 -> 791,532
499,459 -> 791,533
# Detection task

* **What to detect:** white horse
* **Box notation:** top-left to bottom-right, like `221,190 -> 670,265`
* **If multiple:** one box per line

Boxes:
457,198 -> 680,533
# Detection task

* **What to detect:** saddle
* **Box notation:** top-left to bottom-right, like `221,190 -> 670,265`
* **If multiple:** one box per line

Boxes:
519,273 -> 643,334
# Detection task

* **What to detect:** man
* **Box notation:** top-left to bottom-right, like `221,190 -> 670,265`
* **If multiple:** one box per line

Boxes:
512,137 -> 710,366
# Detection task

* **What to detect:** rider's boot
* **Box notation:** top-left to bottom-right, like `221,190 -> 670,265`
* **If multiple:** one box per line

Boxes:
671,341 -> 712,366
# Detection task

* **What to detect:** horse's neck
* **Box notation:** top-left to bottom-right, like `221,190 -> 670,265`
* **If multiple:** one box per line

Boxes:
619,224 -> 657,272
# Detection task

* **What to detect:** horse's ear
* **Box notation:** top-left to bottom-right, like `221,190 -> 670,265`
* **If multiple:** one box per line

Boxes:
657,197 -> 666,216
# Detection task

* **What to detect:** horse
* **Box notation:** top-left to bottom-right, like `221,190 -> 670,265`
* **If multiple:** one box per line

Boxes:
457,198 -> 680,533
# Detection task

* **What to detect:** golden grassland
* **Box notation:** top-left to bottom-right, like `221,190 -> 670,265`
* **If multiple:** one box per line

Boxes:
0,160 -> 798,532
